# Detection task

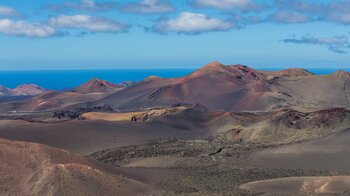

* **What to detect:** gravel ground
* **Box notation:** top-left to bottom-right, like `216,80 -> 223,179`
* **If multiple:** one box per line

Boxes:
89,139 -> 350,195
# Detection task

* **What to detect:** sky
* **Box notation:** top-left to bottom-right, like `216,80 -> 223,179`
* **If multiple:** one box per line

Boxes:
1,0 -> 350,70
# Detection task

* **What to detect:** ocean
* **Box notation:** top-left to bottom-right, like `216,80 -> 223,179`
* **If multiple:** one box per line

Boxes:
0,68 -> 349,90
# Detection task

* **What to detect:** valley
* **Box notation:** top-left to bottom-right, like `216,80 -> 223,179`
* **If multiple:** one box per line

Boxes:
1,62 -> 350,195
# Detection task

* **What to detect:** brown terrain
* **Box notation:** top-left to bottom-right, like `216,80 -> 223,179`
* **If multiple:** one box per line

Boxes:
0,84 -> 46,96
73,78 -> 125,94
0,138 -> 154,196
1,62 -> 350,195
2,62 -> 350,112
240,176 -> 350,195
73,62 -> 350,112
0,78 -> 126,112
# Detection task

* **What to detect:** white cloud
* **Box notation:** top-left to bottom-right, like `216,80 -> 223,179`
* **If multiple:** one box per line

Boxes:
153,12 -> 233,34
81,0 -> 98,8
194,0 -> 250,8
327,13 -> 350,25
283,36 -> 350,54
121,0 -> 175,14
43,0 -> 118,12
48,15 -> 129,33
327,1 -> 350,14
0,6 -> 19,17
271,0 -> 350,25
273,0 -> 323,13
0,19 -> 56,37
270,11 -> 311,24
322,1 -> 350,25
192,0 -> 263,12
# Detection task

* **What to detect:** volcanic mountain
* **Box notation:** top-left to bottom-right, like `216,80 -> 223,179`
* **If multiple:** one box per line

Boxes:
72,62 -> 270,111
1,62 -> 350,112
75,62 -> 320,112
0,78 -> 125,111
0,138 -> 152,195
0,84 -> 46,97
90,62 -> 350,112
0,85 -> 14,96
0,90 -> 113,112
73,78 -> 124,94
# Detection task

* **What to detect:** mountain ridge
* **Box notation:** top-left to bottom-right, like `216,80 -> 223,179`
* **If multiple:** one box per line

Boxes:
1,62 -> 350,112
83,62 -> 350,112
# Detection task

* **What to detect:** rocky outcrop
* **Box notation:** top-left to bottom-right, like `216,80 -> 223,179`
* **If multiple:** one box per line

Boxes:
53,104 -> 115,120
218,108 -> 350,144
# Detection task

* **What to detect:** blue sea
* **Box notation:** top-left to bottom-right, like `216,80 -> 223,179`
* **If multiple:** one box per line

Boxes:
0,68 -> 349,90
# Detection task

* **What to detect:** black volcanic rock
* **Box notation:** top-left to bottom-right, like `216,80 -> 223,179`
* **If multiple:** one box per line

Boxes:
53,104 -> 116,120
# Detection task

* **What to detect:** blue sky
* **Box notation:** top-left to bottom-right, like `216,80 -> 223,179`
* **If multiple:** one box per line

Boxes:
1,0 -> 350,70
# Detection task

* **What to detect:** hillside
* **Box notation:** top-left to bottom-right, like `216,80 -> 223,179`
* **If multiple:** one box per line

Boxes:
77,62 -> 350,112
0,138 -> 153,195
0,84 -> 46,97
74,78 -> 124,94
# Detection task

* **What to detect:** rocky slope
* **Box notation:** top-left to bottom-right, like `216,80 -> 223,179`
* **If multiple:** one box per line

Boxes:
212,107 -> 350,144
74,78 -> 124,94
0,90 -> 110,111
0,78 -> 133,112
240,176 -> 350,194
0,84 -> 46,96
0,138 -> 153,195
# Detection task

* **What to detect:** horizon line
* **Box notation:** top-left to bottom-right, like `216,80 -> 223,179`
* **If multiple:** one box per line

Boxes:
0,67 -> 350,72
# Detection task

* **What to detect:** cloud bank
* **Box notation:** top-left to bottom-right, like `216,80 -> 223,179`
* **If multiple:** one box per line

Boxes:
153,12 -> 233,34
270,0 -> 350,25
192,0 -> 265,12
269,11 -> 311,24
48,15 -> 130,33
283,36 -> 350,54
121,0 -> 175,14
0,6 -> 19,17
0,19 -> 56,37
42,0 -> 118,12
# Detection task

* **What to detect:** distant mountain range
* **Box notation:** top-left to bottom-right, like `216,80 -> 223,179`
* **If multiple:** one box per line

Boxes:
1,61 -> 350,112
